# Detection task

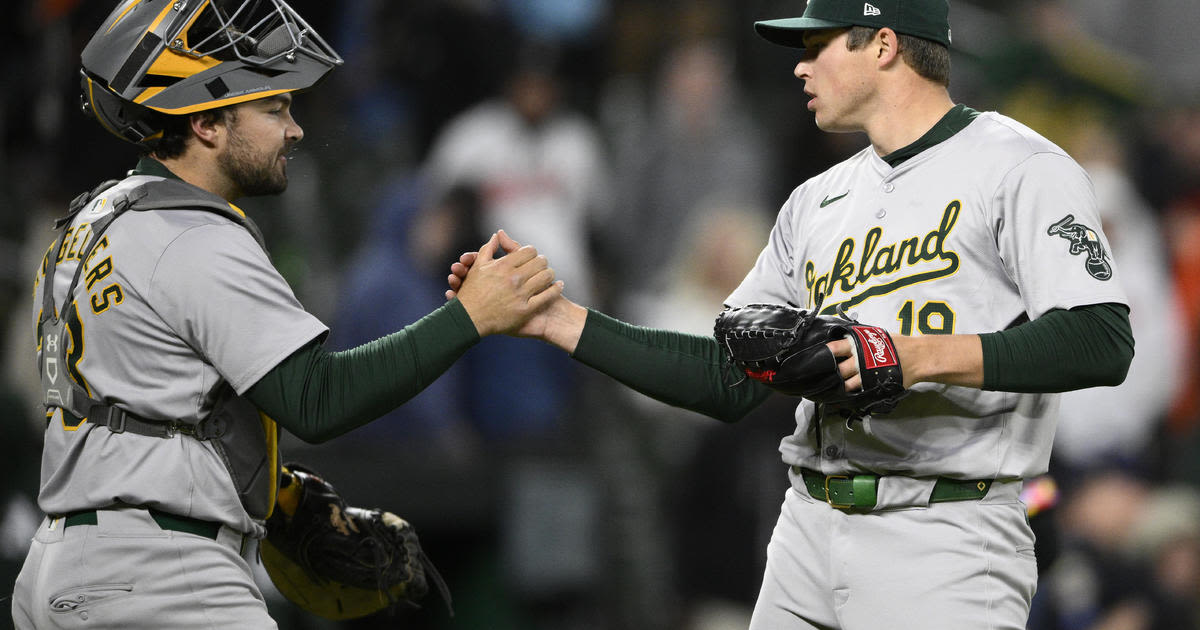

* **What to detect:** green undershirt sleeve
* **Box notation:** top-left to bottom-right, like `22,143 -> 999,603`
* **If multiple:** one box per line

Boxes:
571,309 -> 774,423
979,302 -> 1133,393
244,299 -> 1126,437
244,298 -> 480,443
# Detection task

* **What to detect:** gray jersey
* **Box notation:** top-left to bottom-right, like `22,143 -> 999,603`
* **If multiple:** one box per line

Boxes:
727,112 -> 1128,480
31,175 -> 326,535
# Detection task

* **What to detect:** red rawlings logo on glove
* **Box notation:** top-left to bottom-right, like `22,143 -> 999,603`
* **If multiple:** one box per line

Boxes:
851,326 -> 897,369
745,368 -> 778,383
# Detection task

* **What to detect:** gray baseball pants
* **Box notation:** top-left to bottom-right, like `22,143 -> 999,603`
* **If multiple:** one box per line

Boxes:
12,507 -> 274,629
749,477 -> 1036,629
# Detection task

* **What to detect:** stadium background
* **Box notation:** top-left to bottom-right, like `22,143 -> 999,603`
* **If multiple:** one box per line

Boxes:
2,1 -> 1200,628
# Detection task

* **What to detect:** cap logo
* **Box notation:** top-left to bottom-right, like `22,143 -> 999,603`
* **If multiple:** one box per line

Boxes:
864,3 -> 881,16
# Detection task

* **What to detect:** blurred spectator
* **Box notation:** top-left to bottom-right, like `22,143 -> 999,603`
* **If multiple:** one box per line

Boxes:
974,1 -> 1150,154
0,385 -> 40,612
251,149 -> 344,322
424,38 -> 611,306
1052,124 -> 1185,478
326,177 -> 484,452
1151,106 -> 1200,476
422,38 -> 611,442
311,0 -> 522,280
4,203 -> 64,433
406,39 -> 616,628
609,200 -> 795,628
626,199 -> 770,328
332,0 -> 516,161
502,0 -> 608,44
1032,472 -> 1200,630
1127,486 -> 1200,627
1031,472 -> 1158,630
603,38 -> 770,315
1055,0 -> 1200,103
623,200 -> 773,462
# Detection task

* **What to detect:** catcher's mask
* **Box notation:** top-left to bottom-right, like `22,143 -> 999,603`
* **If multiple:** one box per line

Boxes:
80,0 -> 342,147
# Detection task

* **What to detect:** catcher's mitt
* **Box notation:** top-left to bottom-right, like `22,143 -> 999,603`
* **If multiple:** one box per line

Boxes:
714,298 -> 907,417
260,463 -> 451,620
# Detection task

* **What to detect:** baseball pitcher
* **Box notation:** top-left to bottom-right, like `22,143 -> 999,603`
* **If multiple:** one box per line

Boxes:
447,1 -> 1133,628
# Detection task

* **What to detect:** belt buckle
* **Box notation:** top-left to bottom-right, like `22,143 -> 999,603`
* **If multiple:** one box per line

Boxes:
106,407 -> 126,433
824,474 -> 852,509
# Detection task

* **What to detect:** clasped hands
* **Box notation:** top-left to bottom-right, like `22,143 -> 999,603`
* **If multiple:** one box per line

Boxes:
447,230 -> 563,338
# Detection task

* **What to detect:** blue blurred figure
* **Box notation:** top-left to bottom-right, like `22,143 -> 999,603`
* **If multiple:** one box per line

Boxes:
328,178 -> 482,446
331,176 -> 576,445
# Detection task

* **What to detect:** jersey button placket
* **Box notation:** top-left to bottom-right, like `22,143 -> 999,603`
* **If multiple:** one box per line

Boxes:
821,421 -> 842,461
877,180 -> 895,218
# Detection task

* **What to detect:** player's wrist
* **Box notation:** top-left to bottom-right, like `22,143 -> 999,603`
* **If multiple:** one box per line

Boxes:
456,294 -> 506,338
541,299 -> 587,354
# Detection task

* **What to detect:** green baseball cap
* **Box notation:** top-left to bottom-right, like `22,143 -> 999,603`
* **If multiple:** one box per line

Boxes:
755,0 -> 951,49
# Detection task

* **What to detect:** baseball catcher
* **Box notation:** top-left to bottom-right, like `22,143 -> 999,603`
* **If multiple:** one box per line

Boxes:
261,464 -> 452,620
714,296 -> 907,419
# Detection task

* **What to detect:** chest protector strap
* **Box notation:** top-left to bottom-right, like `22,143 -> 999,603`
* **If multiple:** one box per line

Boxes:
39,177 -> 277,519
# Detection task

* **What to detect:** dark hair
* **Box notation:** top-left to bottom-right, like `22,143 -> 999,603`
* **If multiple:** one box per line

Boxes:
846,26 -> 950,86
145,106 -> 237,159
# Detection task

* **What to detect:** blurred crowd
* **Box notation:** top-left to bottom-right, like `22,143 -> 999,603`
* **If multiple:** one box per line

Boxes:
2,0 -> 1200,628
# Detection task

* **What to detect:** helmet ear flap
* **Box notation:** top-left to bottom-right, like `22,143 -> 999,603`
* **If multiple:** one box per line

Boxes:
80,70 -> 166,148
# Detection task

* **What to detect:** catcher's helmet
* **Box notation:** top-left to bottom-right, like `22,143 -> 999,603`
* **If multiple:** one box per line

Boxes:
80,0 -> 342,146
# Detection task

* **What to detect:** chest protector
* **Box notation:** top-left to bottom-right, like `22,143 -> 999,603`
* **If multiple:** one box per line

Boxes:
38,177 -> 279,520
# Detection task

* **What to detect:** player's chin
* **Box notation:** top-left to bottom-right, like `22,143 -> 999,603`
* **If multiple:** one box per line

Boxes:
243,173 -> 289,197
273,160 -> 289,186
265,165 -> 289,191
811,109 -> 832,129
813,114 -> 853,134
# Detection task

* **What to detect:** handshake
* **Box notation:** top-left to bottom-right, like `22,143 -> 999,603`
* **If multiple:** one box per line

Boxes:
443,229 -> 578,346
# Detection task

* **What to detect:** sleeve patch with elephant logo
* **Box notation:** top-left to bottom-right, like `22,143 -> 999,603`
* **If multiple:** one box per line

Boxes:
1047,214 -> 1112,281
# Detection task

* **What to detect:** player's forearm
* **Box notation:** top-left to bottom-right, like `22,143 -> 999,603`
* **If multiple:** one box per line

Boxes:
569,308 -> 773,422
894,333 -> 984,388
245,299 -> 480,443
979,303 -> 1132,393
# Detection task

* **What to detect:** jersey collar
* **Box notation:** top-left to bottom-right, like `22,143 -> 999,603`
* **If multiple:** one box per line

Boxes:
130,156 -> 184,181
882,104 -> 980,168
125,156 -> 267,250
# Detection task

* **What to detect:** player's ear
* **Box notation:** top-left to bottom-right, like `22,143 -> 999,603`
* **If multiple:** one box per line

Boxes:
189,109 -> 227,148
875,27 -> 900,65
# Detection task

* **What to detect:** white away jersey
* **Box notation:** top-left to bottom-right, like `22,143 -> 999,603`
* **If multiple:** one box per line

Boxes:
726,112 -> 1128,480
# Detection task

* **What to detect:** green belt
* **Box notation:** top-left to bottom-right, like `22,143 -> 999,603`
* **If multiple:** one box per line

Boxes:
797,467 -> 994,511
61,509 -> 221,540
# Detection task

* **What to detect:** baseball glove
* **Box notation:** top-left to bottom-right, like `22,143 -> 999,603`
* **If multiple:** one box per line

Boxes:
713,299 -> 907,417
260,463 -> 451,620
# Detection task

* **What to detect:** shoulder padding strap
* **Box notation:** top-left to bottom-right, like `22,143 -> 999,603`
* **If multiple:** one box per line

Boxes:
126,179 -> 268,250
54,179 -> 121,230
39,175 -> 264,438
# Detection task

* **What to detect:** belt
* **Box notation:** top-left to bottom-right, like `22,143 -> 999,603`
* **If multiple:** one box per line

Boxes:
60,509 -> 221,540
797,467 -> 994,511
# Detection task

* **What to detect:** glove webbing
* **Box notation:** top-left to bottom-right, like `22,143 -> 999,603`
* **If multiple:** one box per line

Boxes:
721,292 -> 826,390
362,517 -> 453,617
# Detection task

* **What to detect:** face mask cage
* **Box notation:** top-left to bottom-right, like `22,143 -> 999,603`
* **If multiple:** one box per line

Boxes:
167,0 -> 341,68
